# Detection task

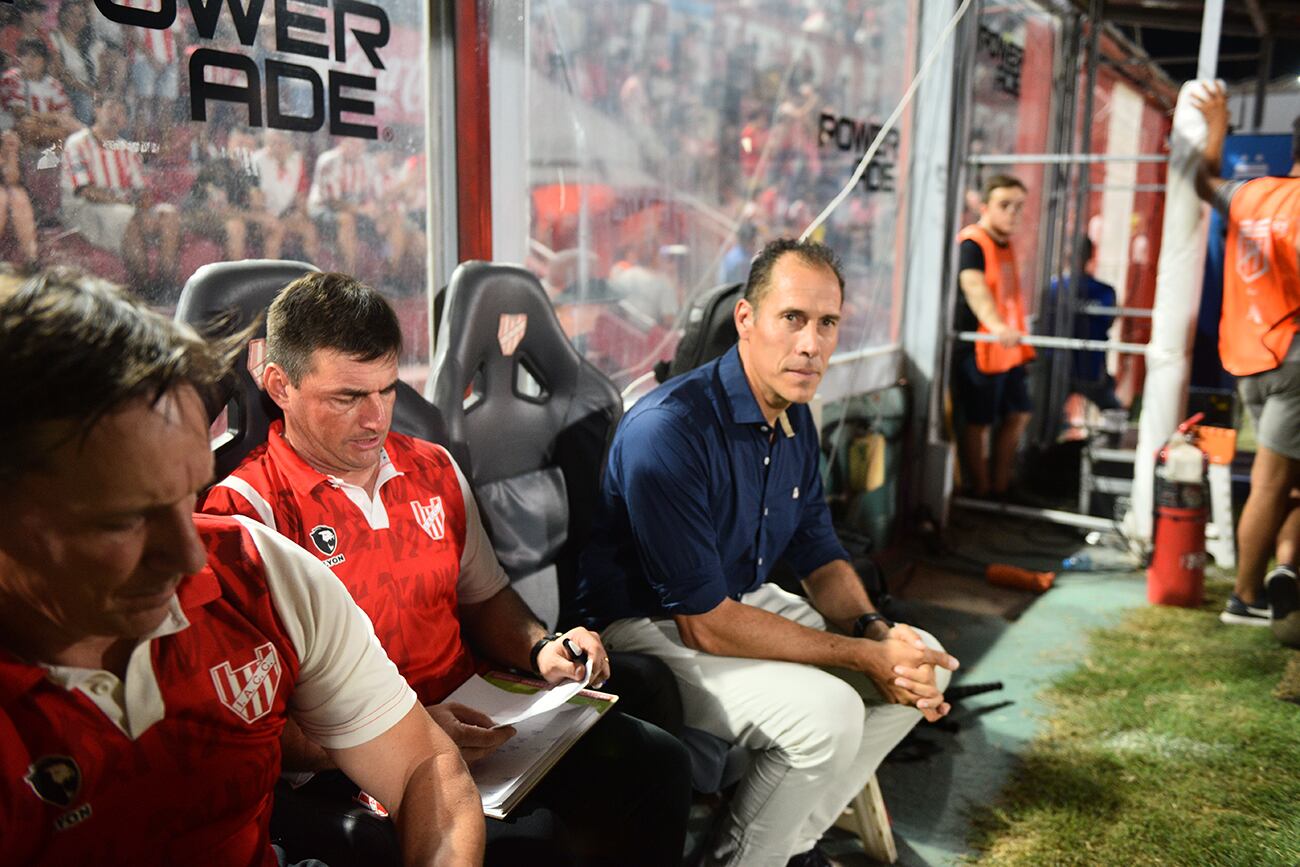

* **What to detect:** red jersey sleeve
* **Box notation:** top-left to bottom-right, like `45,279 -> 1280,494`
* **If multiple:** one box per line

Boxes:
200,482 -> 266,522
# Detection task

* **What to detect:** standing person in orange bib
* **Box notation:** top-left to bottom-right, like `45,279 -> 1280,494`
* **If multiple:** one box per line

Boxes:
1193,84 -> 1300,643
950,174 -> 1037,499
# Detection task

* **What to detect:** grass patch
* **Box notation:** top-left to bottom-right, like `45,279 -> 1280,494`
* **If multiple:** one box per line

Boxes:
968,578 -> 1300,866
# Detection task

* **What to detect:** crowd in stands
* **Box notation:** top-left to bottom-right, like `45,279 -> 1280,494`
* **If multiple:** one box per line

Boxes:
0,0 -> 427,304
525,1 -> 907,373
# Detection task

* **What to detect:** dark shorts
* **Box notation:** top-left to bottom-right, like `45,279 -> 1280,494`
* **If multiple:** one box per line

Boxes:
951,352 -> 1032,426
313,210 -> 378,241
1238,361 -> 1300,460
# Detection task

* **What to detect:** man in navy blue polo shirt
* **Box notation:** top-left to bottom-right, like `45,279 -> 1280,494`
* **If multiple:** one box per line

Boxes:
576,239 -> 958,867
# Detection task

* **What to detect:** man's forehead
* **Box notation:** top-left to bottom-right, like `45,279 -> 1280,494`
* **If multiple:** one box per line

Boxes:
21,390 -> 212,501
301,349 -> 398,387
767,256 -> 842,308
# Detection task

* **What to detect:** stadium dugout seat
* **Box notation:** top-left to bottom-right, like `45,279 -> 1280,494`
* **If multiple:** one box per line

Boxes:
174,259 -> 457,481
175,259 -> 456,867
430,260 -> 624,631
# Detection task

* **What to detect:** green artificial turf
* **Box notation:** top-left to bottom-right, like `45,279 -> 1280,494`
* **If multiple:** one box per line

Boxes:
968,577 -> 1300,866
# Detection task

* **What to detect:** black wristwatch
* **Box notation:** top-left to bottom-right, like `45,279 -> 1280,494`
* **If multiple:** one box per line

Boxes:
529,631 -> 564,674
851,612 -> 894,639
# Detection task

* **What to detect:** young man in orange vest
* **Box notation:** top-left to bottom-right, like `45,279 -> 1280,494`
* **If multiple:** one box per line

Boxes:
951,174 -> 1037,498
1193,85 -> 1300,644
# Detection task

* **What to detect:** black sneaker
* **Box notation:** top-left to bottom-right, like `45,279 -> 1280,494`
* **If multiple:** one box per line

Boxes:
786,846 -> 835,867
1219,593 -> 1270,626
1266,565 -> 1300,647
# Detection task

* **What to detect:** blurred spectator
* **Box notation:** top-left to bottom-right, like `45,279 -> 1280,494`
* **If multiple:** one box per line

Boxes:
0,1 -> 52,63
124,0 -> 181,127
370,146 -> 422,281
738,107 -> 769,181
610,241 -> 676,327
308,137 -> 409,278
719,219 -> 757,285
308,137 -> 373,273
0,130 -> 37,264
183,128 -> 259,260
1049,236 -> 1120,411
49,0 -> 97,124
61,93 -> 179,298
2,39 -> 78,149
249,129 -> 319,262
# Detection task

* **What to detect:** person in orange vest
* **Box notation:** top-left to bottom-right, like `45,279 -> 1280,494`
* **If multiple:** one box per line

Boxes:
1192,83 -> 1300,645
951,174 -> 1037,499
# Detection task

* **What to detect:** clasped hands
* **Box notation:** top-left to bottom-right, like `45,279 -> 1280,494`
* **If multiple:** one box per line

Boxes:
862,622 -> 960,723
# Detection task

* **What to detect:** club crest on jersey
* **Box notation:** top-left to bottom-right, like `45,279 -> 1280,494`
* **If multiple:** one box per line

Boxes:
24,755 -> 81,807
309,525 -> 339,556
246,338 -> 268,384
411,497 -> 445,541
1236,219 -> 1272,284
498,313 -> 527,356
210,643 -> 283,724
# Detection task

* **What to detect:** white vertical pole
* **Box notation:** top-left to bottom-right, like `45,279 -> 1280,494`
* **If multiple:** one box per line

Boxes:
1128,2 -> 1223,543
1196,0 -> 1224,81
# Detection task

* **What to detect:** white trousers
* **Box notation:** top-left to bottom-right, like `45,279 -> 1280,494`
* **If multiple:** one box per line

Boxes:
604,583 -> 949,867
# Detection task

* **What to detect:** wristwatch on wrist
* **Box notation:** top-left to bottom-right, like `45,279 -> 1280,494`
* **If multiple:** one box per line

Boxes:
851,612 -> 894,639
529,631 -> 565,674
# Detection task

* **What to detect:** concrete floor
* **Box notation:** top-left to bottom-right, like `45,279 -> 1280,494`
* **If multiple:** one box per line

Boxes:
828,509 -> 1149,866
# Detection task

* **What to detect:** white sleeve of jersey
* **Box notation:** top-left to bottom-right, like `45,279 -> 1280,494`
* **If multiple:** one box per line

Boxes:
439,448 -> 510,605
234,516 -> 417,749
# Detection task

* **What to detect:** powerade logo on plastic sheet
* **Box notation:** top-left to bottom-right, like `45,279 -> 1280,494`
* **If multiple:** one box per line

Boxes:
93,0 -> 389,138
977,24 -> 1023,97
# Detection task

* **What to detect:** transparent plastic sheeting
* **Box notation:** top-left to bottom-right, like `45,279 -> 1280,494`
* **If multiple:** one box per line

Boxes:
1128,80 -> 1214,542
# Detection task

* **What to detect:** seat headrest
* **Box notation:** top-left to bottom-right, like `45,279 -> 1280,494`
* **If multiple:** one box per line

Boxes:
175,260 -> 319,337
176,261 -> 317,480
178,260 -> 452,481
432,261 -> 603,483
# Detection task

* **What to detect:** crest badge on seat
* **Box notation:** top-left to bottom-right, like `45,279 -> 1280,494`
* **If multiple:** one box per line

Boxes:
246,338 -> 268,383
498,313 -> 527,356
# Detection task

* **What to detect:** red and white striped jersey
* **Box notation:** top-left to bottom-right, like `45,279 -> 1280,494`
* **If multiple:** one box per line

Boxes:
62,127 -> 145,195
121,0 -> 178,64
0,70 -> 69,116
307,146 -> 374,217
251,147 -> 306,217
0,516 -> 416,867
202,424 -> 509,707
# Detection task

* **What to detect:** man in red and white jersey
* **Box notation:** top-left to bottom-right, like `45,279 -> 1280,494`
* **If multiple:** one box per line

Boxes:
1,39 -> 78,147
122,0 -> 181,125
250,130 -> 319,262
201,272 -> 692,866
61,93 -> 179,300
0,270 -> 484,866
1193,84 -> 1300,644
308,137 -> 402,274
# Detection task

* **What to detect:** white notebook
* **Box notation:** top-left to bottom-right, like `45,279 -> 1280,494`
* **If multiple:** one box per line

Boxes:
444,672 -> 618,819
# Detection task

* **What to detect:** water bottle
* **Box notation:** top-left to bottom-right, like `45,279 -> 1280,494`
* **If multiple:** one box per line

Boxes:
1061,550 -> 1140,572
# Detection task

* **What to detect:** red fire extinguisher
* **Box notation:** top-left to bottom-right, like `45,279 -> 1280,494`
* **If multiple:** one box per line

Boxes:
1148,413 -> 1208,607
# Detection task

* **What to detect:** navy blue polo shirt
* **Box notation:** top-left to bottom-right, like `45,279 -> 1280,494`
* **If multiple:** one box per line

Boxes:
575,345 -> 850,629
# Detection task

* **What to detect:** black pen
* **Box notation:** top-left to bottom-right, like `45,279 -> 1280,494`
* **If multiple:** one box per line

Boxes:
562,637 -> 588,667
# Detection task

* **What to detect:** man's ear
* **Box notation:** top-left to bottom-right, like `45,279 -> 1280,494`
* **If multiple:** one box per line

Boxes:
263,363 -> 291,410
734,297 -> 754,340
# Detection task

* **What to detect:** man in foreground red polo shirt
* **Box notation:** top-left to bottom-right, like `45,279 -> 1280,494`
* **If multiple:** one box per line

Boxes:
201,272 -> 691,866
0,270 -> 484,866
